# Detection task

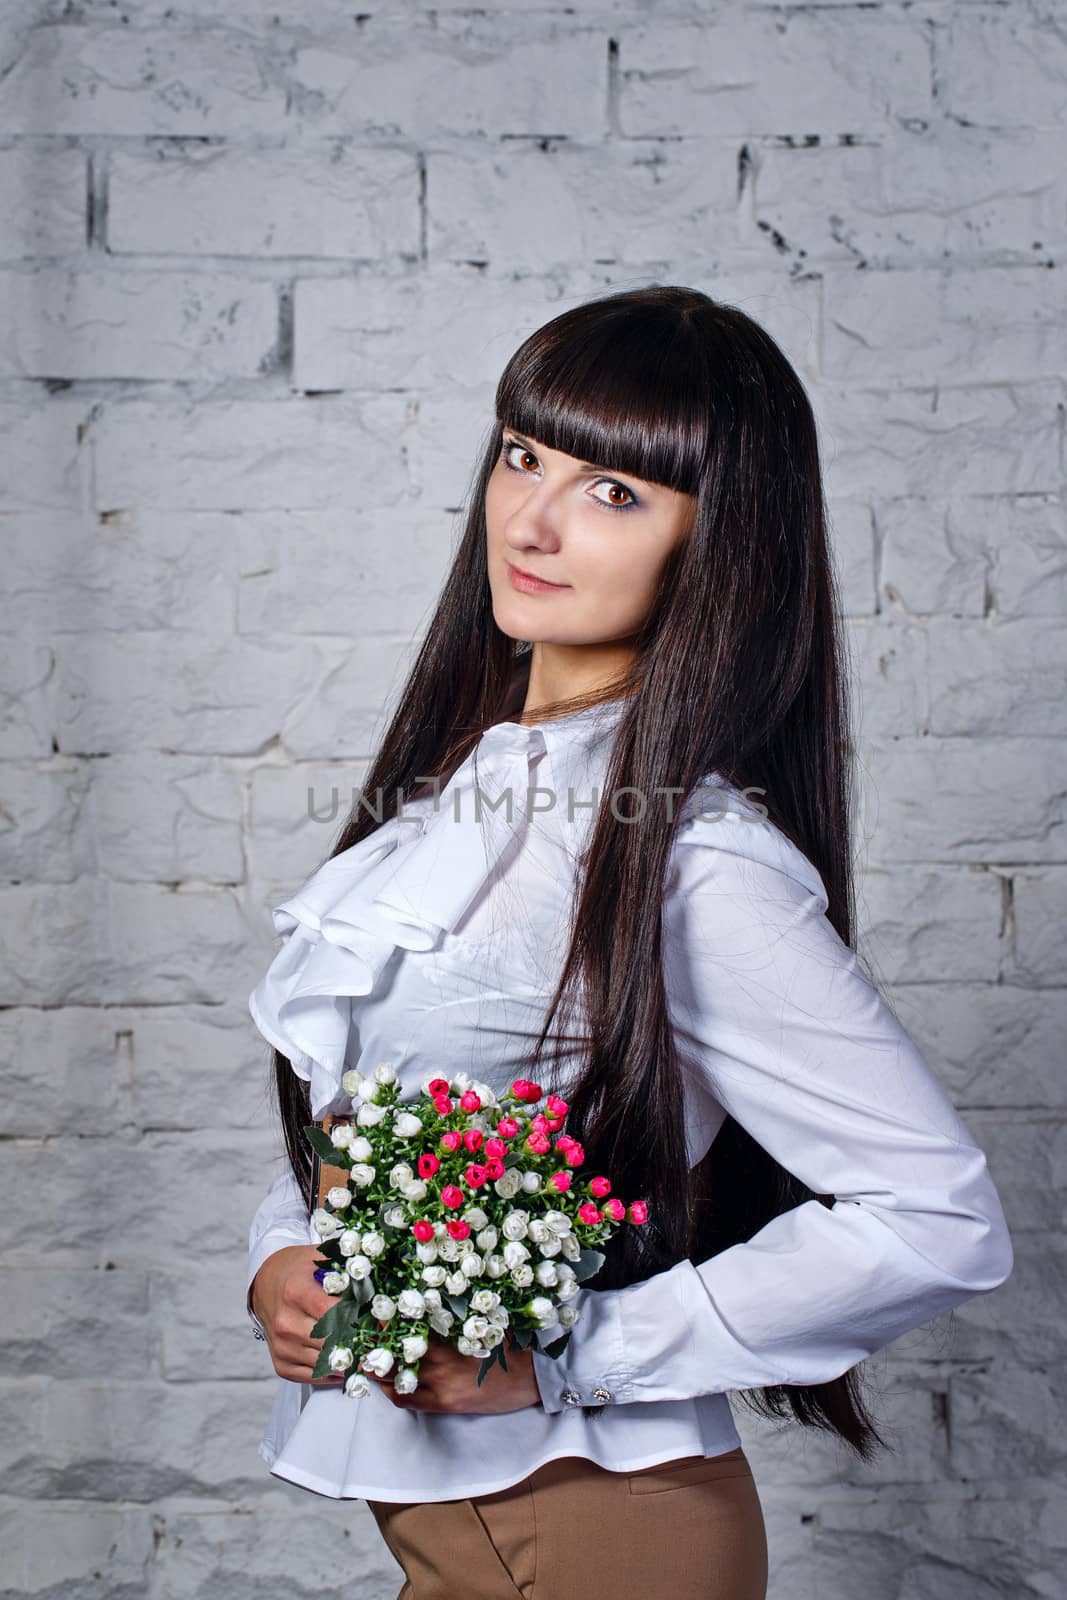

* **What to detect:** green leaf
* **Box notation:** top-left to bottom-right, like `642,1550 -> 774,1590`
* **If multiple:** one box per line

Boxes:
509,1325 -> 534,1352
572,1248 -> 606,1282
539,1331 -> 574,1360
305,1125 -> 346,1162
475,1347 -> 506,1387
309,1300 -> 360,1341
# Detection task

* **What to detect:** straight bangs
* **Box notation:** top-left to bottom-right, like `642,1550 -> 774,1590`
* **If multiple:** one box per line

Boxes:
494,289 -> 713,496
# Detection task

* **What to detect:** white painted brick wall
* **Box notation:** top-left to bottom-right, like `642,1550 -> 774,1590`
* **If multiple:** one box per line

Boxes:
1,0 -> 1062,1595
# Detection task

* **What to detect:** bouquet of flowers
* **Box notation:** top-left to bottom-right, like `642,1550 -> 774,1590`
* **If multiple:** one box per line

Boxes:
305,1061 -> 649,1396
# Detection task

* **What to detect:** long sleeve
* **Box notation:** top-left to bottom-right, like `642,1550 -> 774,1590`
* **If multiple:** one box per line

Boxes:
246,1165 -> 315,1336
531,807 -> 1014,1413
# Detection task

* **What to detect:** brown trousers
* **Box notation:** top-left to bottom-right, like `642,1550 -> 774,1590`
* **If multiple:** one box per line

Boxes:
367,1445 -> 768,1600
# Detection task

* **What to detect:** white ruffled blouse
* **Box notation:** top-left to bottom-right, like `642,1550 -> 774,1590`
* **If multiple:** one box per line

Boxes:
245,693 -> 1013,1503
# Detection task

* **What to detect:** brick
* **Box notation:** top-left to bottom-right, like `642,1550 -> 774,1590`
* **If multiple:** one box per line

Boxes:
0,24 -> 287,136
927,618 -> 1067,737
944,9 -> 1067,131
618,14 -> 930,139
824,267 -> 1067,386
0,268 -> 278,381
887,985 -> 1067,1110
854,863 -> 1004,983
109,144 -> 420,260
427,140 -> 738,269
292,16 -> 606,140
0,146 -> 86,258
90,393 -> 414,511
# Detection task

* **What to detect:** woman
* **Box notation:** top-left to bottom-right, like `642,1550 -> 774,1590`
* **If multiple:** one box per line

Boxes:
245,285 -> 1013,1600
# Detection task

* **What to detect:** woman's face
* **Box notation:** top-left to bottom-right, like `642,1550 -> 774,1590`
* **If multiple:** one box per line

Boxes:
485,427 -> 696,646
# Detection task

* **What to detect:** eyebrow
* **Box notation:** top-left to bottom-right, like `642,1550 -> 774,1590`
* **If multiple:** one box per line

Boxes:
503,429 -> 639,482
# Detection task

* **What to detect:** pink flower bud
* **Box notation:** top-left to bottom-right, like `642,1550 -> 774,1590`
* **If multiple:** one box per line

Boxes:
628,1200 -> 649,1226
589,1176 -> 612,1197
497,1116 -> 520,1139
463,1128 -> 484,1153
578,1201 -> 603,1225
485,1157 -> 506,1180
459,1089 -> 482,1111
545,1115 -> 565,1132
446,1218 -> 471,1240
465,1163 -> 488,1188
563,1141 -> 585,1167
428,1077 -> 449,1096
602,1197 -> 626,1221
441,1185 -> 464,1209
549,1170 -> 572,1193
525,1131 -> 551,1154
511,1078 -> 542,1102
485,1137 -> 507,1159
418,1152 -> 441,1178
440,1130 -> 462,1152
412,1219 -> 434,1242
529,1113 -> 550,1135
554,1134 -> 576,1152
433,1094 -> 453,1116
546,1094 -> 569,1116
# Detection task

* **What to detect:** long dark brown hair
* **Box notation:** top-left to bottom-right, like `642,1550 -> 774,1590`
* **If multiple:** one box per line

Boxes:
266,284 -> 889,1459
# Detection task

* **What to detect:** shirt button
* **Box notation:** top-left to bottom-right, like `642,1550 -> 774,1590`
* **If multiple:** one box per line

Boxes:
591,1385 -> 613,1403
561,1387 -> 583,1406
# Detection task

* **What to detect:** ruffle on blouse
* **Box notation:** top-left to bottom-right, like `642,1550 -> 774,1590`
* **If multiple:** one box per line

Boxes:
248,718 -> 550,1119
673,780 -> 829,909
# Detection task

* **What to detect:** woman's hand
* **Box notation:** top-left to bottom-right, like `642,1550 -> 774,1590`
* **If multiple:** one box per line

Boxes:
249,1243 -> 347,1386
372,1329 -> 543,1415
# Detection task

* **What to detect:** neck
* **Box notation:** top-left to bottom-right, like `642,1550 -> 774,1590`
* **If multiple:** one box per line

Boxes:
513,640 -> 639,724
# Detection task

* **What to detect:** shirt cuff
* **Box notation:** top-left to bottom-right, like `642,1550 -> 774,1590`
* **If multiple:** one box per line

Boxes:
529,1282 -> 638,1412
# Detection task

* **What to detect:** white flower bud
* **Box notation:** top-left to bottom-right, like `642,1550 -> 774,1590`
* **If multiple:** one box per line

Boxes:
393,1112 -> 423,1138
502,1239 -> 530,1270
397,1288 -> 426,1318
557,1276 -> 580,1302
340,1070 -> 366,1099
501,1210 -> 530,1241
475,1226 -> 499,1252
422,1287 -> 443,1310
350,1163 -> 376,1188
401,1333 -> 429,1364
328,1344 -> 354,1372
445,1271 -> 468,1296
422,1265 -> 447,1287
346,1254 -> 374,1281
463,1206 -> 489,1231
451,1071 -> 473,1092
357,1101 -> 387,1126
461,1254 -> 484,1279
463,1314 -> 490,1341
535,1259 -> 559,1287
520,1170 -> 542,1194
510,1263 -> 534,1288
329,1123 -> 354,1149
326,1185 -> 352,1210
437,1238 -> 459,1263
349,1135 -> 374,1162
311,1208 -> 342,1238
344,1370 -> 371,1397
544,1210 -> 573,1236
415,1241 -> 439,1264
394,1367 -> 419,1394
374,1062 -> 399,1085
383,1204 -> 408,1228
483,1323 -> 505,1347
526,1295 -> 557,1327
389,1163 -> 415,1188
360,1231 -> 386,1258
558,1304 -> 581,1328
560,1233 -> 582,1261
469,1288 -> 500,1313
361,1346 -> 395,1377
399,1179 -> 428,1202
371,1293 -> 396,1321
494,1169 -> 522,1200
538,1235 -> 562,1257
338,1229 -> 363,1256
484,1253 -> 507,1278
321,1270 -> 351,1296
429,1307 -> 454,1336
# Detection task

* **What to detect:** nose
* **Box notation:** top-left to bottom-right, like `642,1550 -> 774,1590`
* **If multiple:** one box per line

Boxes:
501,476 -> 565,558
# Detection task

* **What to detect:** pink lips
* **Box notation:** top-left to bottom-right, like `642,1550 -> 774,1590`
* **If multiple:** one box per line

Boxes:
506,562 -> 570,594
